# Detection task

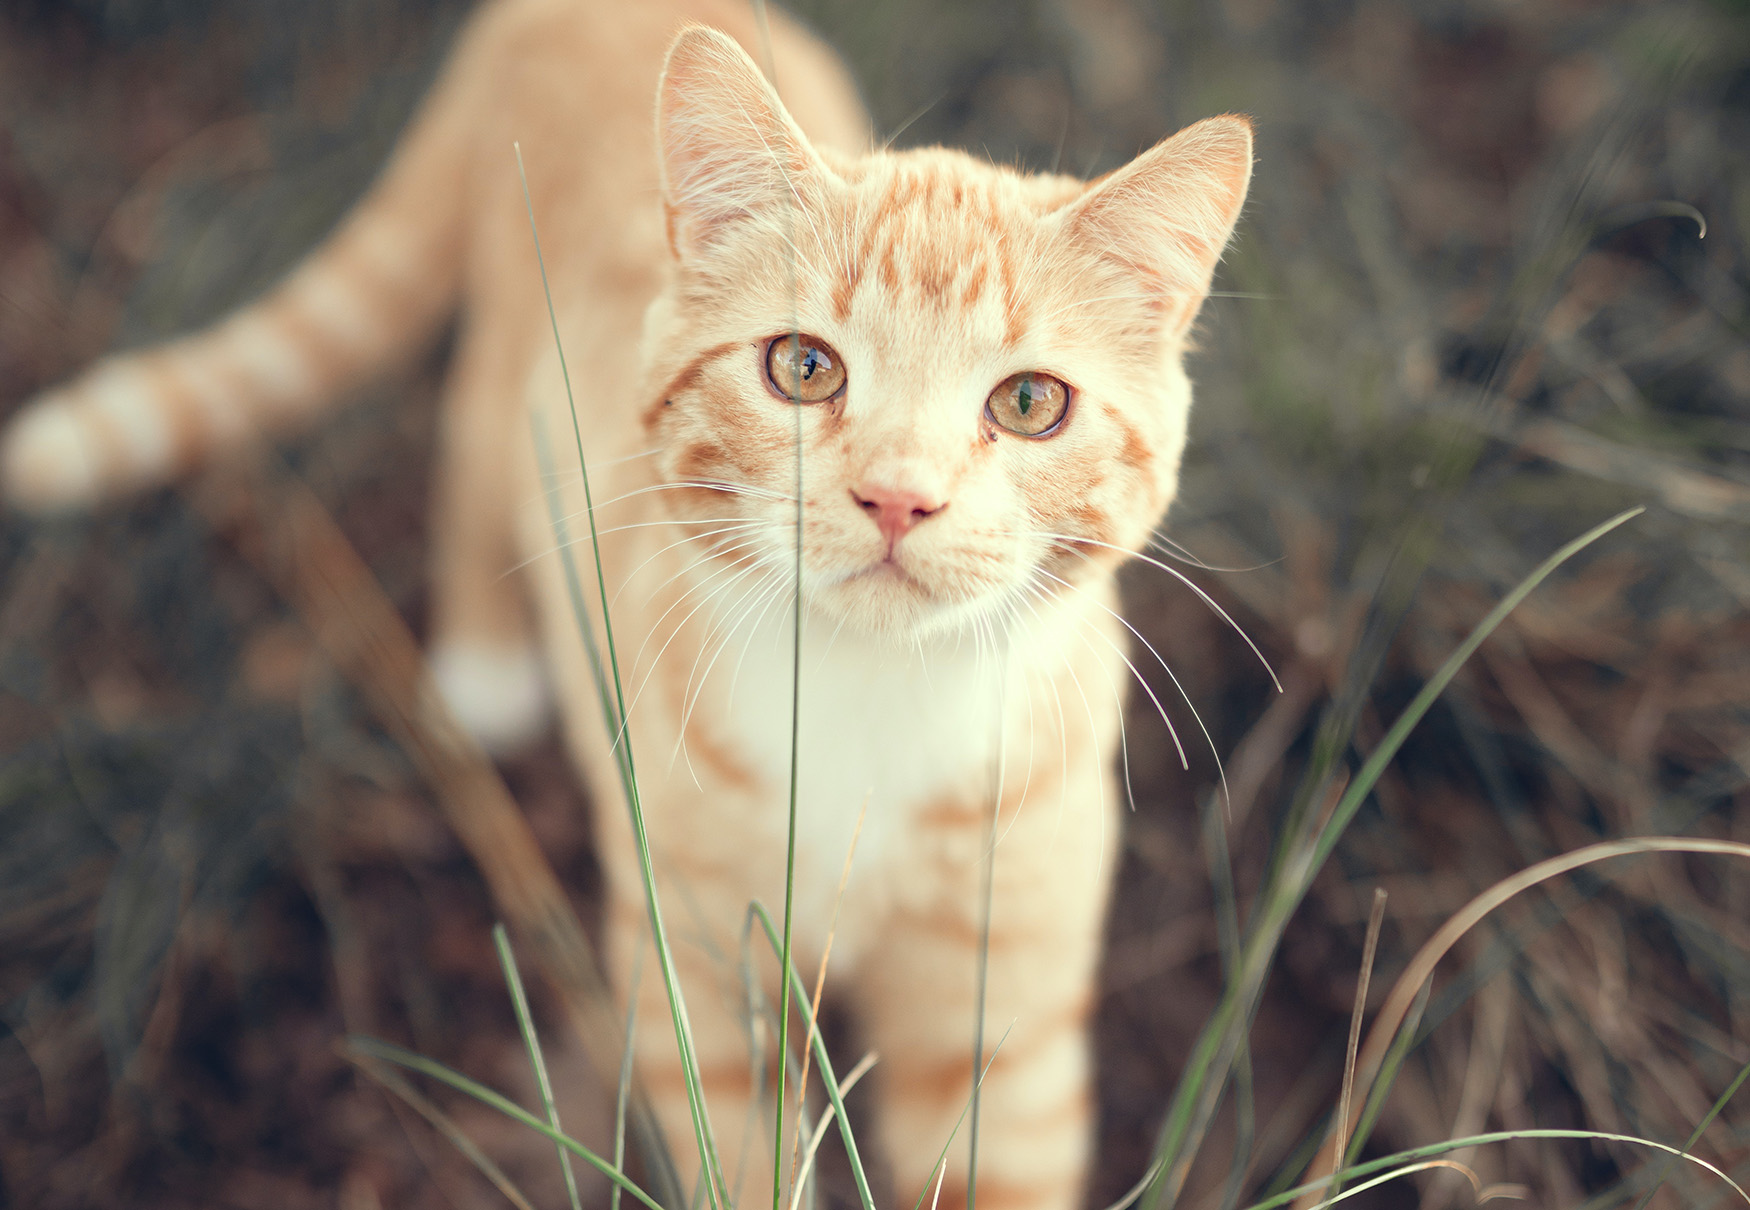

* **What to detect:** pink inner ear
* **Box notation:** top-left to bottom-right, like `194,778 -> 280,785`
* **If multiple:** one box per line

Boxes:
1070,115 -> 1253,328
657,26 -> 817,256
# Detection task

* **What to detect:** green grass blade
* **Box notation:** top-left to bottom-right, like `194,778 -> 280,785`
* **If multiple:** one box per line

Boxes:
788,1052 -> 878,1210
528,411 -> 684,1209
772,328 -> 805,1210
966,773 -> 1000,1210
1140,507 -> 1645,1210
347,1036 -> 668,1210
494,924 -> 583,1210
511,154 -> 632,744
1240,1128 -> 1750,1210
749,6 -> 808,1191
614,945 -> 647,1210
1308,507 -> 1643,873
1288,1159 -> 1487,1210
963,674 -> 1017,1210
713,12 -> 805,1204
1341,979 -> 1430,1170
1255,1113 -> 1334,1206
1252,513 -> 1432,921
355,1052 -> 540,1210
527,413 -> 628,782
1142,975 -> 1249,1210
1328,889 -> 1387,1201
748,903 -> 877,1210
1100,1159 -> 1167,1210
1202,790 -> 1254,1210
1630,1057 -> 1750,1210
739,10 -> 808,1207
1222,1045 -> 1257,1210
515,142 -> 726,1209
908,1024 -> 1015,1210
734,910 -> 825,1208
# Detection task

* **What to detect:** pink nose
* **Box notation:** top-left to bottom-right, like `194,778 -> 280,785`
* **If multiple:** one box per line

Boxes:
851,485 -> 945,549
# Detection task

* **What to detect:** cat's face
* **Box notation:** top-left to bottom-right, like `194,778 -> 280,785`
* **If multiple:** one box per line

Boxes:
641,29 -> 1251,643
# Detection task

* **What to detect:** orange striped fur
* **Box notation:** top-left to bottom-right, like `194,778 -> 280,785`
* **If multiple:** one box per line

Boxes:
0,4 -> 1251,1207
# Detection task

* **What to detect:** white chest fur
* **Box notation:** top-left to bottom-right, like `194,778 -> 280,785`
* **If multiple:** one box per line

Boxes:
649,582 -> 1016,961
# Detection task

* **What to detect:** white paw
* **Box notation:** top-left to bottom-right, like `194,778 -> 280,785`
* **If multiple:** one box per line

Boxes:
429,639 -> 552,754
1,399 -> 99,512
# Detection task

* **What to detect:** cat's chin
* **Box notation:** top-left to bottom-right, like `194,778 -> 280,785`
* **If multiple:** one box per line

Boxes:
807,560 -> 1006,646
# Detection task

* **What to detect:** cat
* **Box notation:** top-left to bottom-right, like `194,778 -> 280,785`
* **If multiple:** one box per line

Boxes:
0,1 -> 1251,1207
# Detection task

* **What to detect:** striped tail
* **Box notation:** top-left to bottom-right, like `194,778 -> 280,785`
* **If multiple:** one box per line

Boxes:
1,69 -> 469,513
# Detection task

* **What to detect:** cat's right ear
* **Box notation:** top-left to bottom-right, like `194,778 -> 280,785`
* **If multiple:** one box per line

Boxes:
1065,115 -> 1253,339
657,26 -> 822,259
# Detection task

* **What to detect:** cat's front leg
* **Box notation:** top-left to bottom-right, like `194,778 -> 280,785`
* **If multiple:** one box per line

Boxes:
426,329 -> 554,754
858,762 -> 1118,1210
606,867 -> 809,1210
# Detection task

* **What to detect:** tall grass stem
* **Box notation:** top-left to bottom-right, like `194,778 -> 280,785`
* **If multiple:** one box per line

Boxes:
494,925 -> 583,1210
1141,507 -> 1644,1210
517,141 -> 727,1209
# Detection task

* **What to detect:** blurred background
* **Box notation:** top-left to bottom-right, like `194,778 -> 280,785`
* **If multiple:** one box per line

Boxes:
1,0 -> 1748,1206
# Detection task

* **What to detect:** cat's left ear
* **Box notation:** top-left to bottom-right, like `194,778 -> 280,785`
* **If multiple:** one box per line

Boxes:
657,26 -> 825,259
1066,115 -> 1253,337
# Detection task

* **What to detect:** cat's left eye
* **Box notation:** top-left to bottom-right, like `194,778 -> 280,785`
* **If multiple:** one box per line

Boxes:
765,335 -> 846,403
986,371 -> 1070,437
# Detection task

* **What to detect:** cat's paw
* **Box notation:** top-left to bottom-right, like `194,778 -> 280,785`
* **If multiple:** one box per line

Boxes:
1,397 -> 101,512
429,639 -> 552,755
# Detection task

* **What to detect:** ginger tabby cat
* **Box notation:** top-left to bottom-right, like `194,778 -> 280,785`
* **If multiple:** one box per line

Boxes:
0,2 -> 1252,1207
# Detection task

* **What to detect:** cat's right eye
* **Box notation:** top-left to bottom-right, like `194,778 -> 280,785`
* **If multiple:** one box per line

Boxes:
765,335 -> 847,403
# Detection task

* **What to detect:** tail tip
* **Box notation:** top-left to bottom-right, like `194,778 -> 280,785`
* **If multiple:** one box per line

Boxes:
1,399 -> 102,514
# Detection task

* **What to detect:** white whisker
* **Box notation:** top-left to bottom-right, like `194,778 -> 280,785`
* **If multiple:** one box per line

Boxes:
672,561 -> 790,785
625,533 -> 771,638
1031,530 -> 1282,692
1051,585 -> 1141,815
537,446 -> 661,482
609,522 -> 770,610
1049,617 -> 1102,846
811,609 -> 852,675
1032,569 -> 1186,770
557,478 -> 793,525
727,567 -> 799,708
620,555 -> 770,751
997,585 -> 1069,855
1038,566 -> 1232,808
1146,531 -> 1279,574
507,518 -> 762,582
665,569 -> 780,788
1055,609 -> 1119,865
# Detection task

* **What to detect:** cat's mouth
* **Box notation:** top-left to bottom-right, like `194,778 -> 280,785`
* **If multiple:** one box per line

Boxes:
833,556 -> 931,595
810,551 -> 991,638
801,531 -> 1021,637
851,557 -> 920,587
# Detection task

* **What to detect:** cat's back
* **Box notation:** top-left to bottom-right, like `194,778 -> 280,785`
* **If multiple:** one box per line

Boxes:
460,0 -> 866,132
454,0 -> 869,248
0,0 -> 868,514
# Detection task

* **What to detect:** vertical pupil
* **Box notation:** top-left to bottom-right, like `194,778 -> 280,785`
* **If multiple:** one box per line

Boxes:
1017,378 -> 1034,415
801,348 -> 820,380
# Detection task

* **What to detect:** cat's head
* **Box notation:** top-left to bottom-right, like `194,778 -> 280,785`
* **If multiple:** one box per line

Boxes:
640,27 -> 1250,643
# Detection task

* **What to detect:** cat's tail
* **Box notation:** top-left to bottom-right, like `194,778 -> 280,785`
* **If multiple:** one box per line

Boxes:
1,64 -> 473,513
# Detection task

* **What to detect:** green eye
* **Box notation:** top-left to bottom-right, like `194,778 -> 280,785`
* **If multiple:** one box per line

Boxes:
986,372 -> 1070,436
